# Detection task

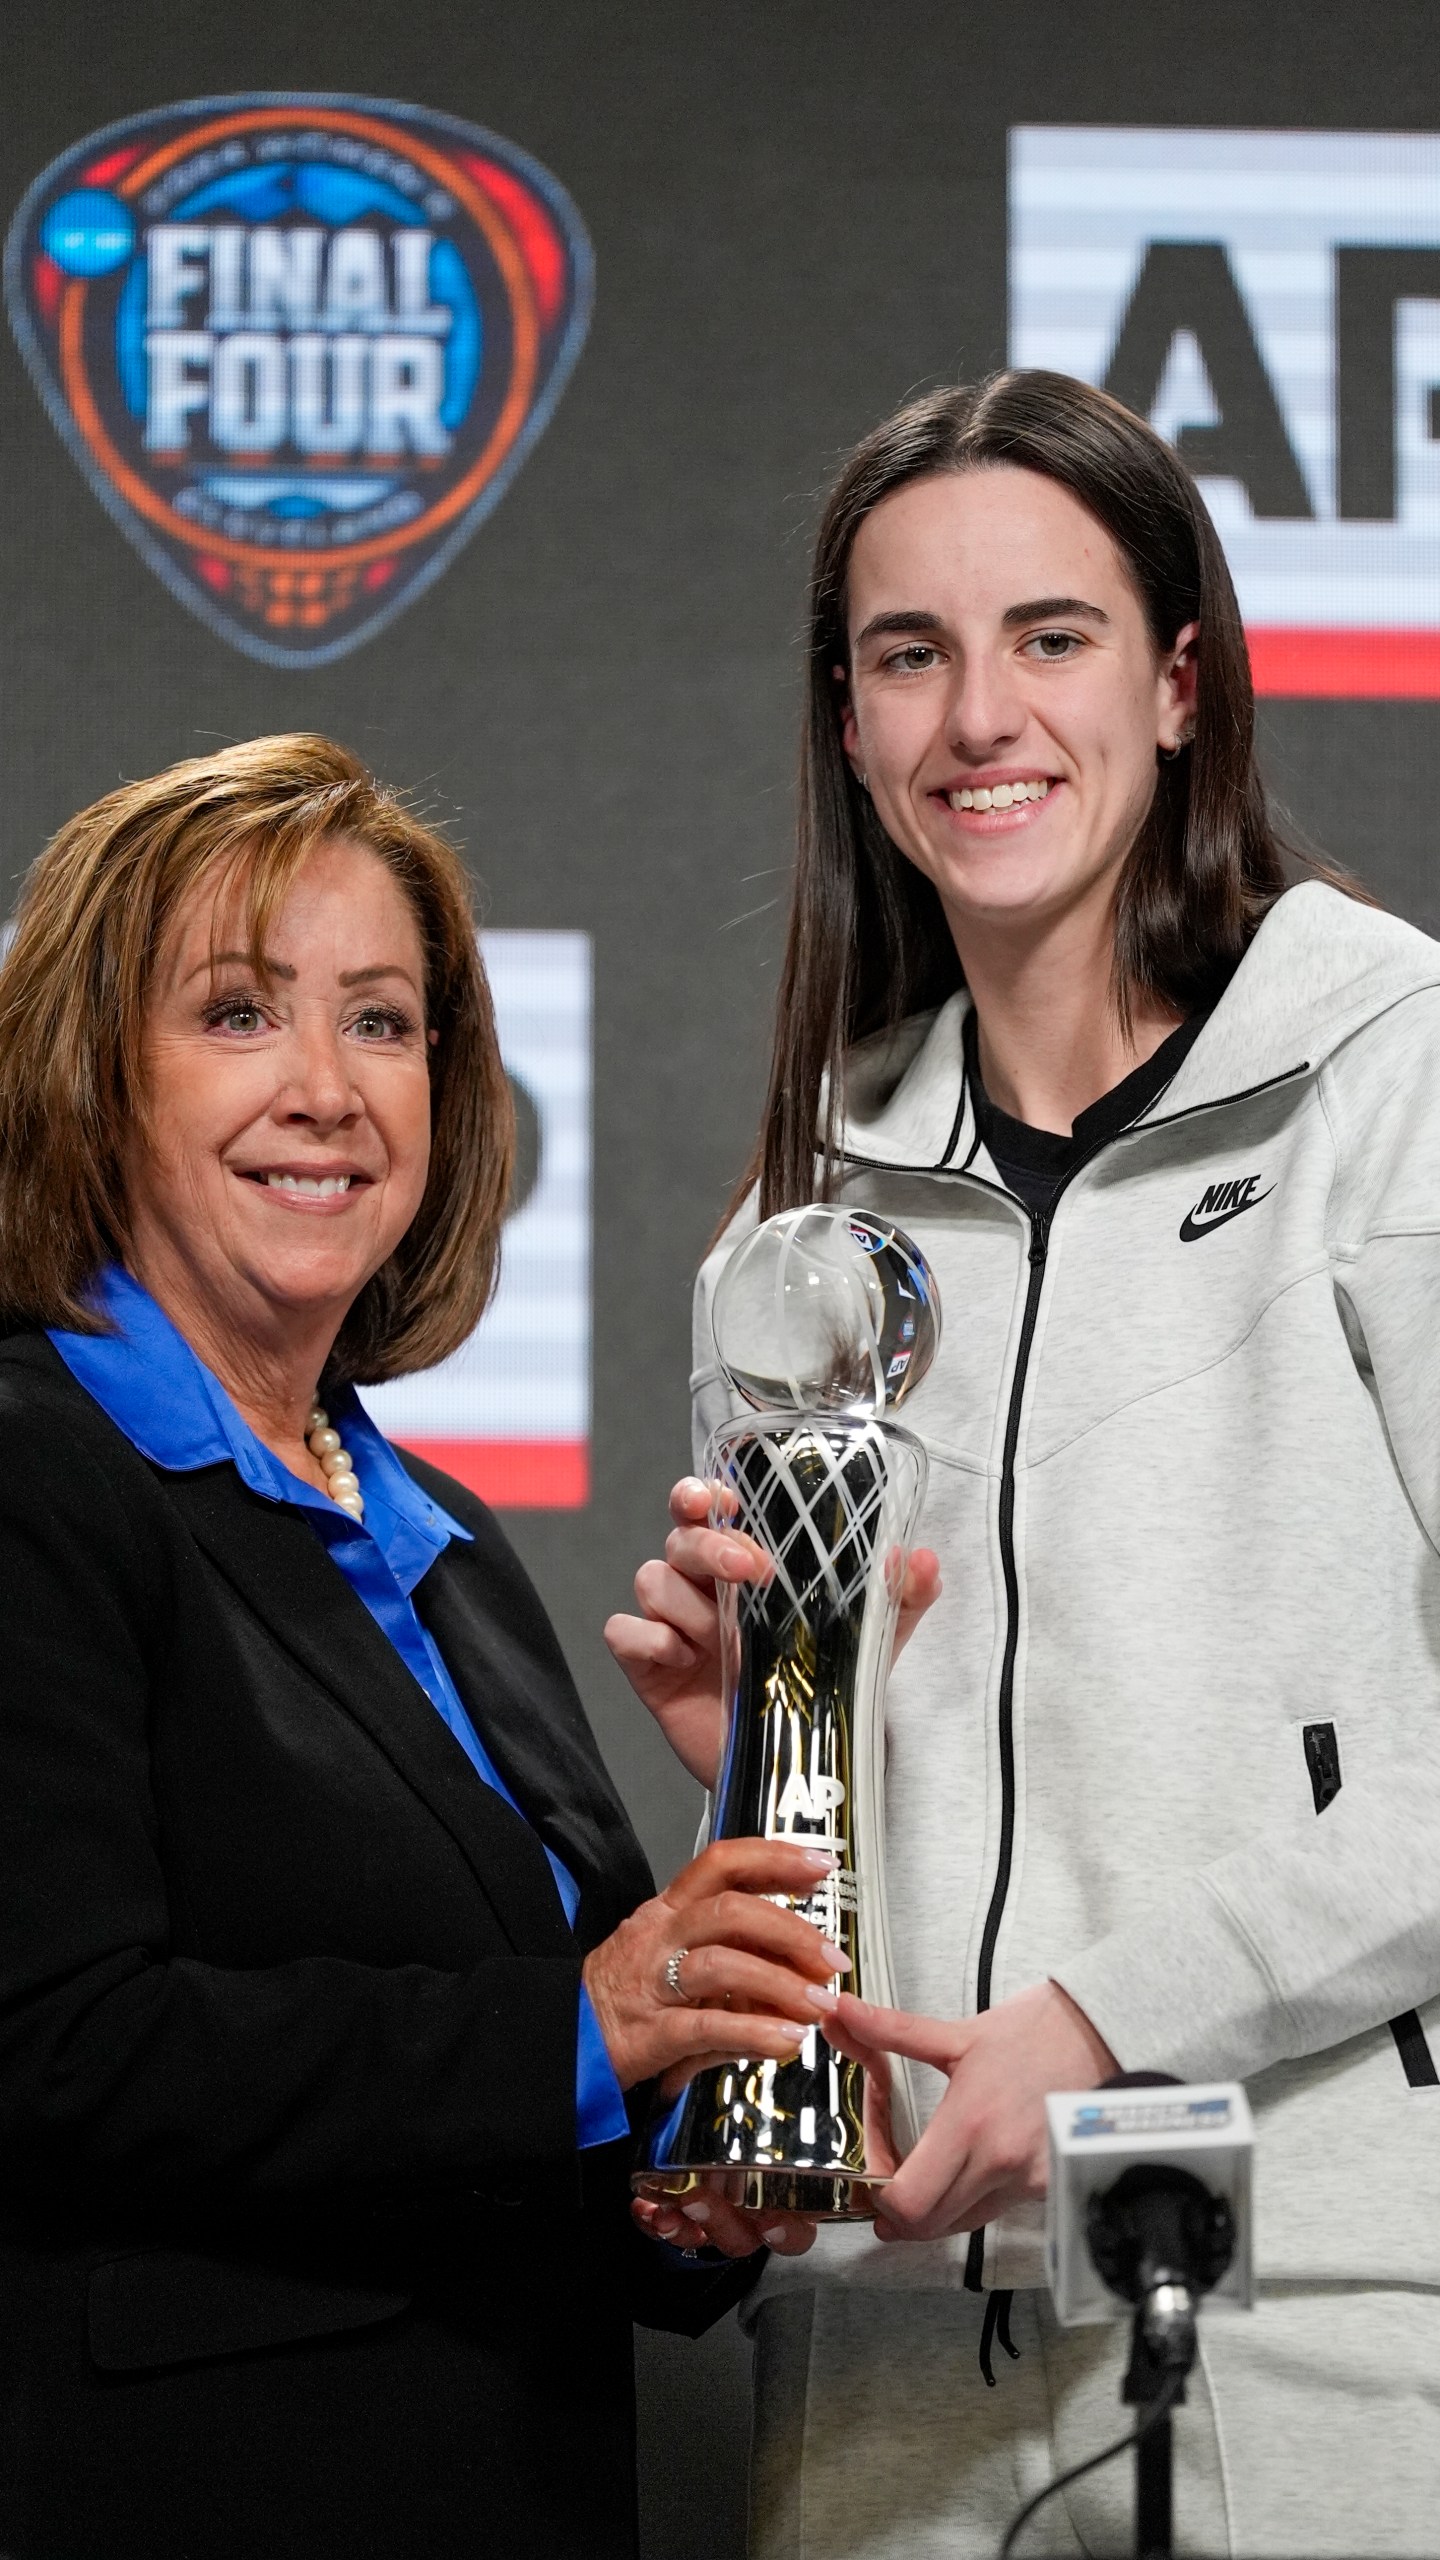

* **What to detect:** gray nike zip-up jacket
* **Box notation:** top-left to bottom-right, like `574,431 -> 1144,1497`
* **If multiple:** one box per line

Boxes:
692,881 -> 1440,2297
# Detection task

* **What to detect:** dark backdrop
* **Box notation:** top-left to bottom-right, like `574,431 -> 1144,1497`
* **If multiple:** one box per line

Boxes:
1,7 -> 1434,2551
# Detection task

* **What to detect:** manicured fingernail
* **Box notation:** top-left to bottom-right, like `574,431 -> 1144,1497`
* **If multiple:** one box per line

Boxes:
681,2200 -> 711,2225
760,2225 -> 788,2244
680,1477 -> 706,1500
820,1941 -> 851,1969
720,1541 -> 752,1571
802,1849 -> 836,1872
807,1985 -> 839,2011
784,2020 -> 812,2040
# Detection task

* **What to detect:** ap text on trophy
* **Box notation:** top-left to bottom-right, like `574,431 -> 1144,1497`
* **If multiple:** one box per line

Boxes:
636,1203 -> 940,2219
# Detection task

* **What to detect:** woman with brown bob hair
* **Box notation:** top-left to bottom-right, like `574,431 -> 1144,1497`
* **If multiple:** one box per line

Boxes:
611,374 -> 1440,2555
0,734 -> 828,2560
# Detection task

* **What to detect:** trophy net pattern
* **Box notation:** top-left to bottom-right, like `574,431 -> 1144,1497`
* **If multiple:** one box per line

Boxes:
731,1418 -> 900,1629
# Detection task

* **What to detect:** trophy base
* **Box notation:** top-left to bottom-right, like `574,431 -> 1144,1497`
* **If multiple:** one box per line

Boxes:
632,2164 -> 886,2221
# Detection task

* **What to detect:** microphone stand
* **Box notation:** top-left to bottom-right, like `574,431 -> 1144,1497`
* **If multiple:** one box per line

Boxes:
1121,2279 -> 1195,2560
1087,2156 -> 1225,2560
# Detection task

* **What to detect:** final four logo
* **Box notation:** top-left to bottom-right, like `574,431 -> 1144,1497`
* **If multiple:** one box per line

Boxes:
4,96 -> 592,665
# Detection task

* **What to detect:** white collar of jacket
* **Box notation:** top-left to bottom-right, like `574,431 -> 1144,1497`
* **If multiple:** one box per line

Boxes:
828,880 -> 1440,1171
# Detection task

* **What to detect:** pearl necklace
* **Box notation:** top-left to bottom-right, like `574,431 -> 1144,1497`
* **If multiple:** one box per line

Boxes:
306,1403 -> 365,1523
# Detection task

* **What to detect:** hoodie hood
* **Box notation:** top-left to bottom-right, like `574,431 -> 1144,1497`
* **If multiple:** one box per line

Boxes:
833,881 -> 1440,1171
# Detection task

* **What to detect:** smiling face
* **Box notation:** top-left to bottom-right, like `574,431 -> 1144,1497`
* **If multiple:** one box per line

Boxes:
123,835 -> 433,1382
839,464 -> 1197,953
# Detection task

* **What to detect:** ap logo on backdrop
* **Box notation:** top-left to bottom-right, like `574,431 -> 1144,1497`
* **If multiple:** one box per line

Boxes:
1010,128 -> 1440,696
4,95 -> 591,665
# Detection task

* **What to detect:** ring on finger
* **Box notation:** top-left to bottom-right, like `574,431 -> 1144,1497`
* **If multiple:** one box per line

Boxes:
663,1948 -> 692,2004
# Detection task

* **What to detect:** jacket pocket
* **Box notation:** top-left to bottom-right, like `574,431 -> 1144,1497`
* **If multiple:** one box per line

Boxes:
1301,1719 -> 1342,1813
1301,1729 -> 1440,2090
87,2247 -> 411,2373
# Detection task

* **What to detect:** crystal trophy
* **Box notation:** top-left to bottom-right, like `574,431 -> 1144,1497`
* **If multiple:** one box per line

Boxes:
635,1203 -> 940,2219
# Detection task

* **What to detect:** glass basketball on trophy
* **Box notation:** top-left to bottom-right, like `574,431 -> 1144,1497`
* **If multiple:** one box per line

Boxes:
635,1204 -> 940,2219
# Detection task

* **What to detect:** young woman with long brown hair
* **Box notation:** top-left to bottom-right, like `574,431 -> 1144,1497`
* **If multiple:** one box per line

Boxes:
610,373 -> 1440,2556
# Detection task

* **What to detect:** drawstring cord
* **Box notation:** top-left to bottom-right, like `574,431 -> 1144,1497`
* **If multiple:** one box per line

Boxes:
978,2287 -> 1020,2387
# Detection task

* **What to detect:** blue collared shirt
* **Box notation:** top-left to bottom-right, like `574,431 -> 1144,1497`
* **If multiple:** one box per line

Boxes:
48,1266 -> 627,2151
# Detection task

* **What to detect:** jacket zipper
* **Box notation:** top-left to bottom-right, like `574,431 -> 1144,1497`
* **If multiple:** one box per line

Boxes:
962,1203 -> 1049,2290
975,1208 -> 1049,2005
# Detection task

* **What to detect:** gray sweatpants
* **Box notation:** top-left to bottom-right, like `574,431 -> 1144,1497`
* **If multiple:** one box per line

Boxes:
749,2284 -> 1440,2557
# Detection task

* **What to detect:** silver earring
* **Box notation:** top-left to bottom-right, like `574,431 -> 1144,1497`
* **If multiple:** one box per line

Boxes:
859,771 -> 870,790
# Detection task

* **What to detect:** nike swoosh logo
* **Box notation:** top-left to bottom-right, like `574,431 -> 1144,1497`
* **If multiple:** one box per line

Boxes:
1178,1185 -> 1275,1243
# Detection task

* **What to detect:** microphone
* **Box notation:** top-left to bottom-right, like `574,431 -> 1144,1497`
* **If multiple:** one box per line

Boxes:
1013,2078 -> 1255,2560
1044,2074 -> 1254,2346
1086,2160 -> 1234,2379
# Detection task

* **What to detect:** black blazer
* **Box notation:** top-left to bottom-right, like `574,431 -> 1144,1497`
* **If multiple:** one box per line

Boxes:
0,1335 -> 748,2560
